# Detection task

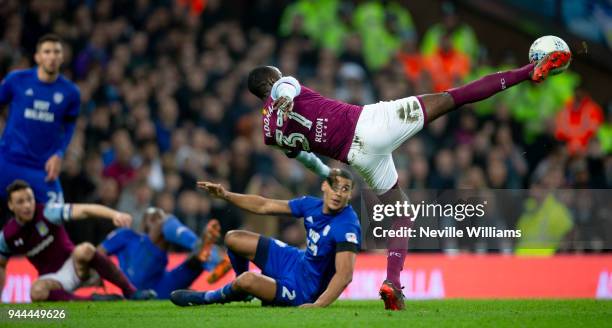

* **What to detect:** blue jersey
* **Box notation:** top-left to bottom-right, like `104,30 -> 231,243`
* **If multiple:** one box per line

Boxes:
101,228 -> 168,289
288,196 -> 361,299
0,68 -> 80,169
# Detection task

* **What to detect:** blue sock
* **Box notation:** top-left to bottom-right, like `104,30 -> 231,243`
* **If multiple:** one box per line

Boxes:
227,249 -> 249,276
204,283 -> 238,304
162,215 -> 198,250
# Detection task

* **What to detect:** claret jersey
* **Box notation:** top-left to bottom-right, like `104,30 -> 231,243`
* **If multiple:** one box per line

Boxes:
261,86 -> 363,163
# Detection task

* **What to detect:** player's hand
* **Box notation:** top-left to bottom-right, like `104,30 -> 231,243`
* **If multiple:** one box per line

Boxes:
196,181 -> 227,199
112,212 -> 132,227
44,154 -> 62,182
273,96 -> 294,121
299,303 -> 321,308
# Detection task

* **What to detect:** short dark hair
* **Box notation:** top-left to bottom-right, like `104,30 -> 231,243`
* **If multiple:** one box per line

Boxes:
36,34 -> 63,52
6,179 -> 32,201
247,66 -> 277,99
326,168 -> 354,189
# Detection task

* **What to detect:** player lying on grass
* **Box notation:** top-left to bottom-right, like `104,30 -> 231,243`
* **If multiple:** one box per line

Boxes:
0,179 -> 156,301
246,49 -> 571,310
171,168 -> 360,308
98,208 -> 232,299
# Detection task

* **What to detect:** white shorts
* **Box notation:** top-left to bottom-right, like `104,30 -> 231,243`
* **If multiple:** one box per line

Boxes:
347,96 -> 426,194
37,257 -> 100,292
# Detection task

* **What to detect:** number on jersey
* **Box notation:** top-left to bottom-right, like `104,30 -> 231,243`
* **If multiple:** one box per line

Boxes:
275,109 -> 312,151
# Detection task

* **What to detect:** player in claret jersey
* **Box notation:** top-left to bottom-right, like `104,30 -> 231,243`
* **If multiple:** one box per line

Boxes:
246,49 -> 571,310
0,180 -> 156,302
0,34 -> 80,206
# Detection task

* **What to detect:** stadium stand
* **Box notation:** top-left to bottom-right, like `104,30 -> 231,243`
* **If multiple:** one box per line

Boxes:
0,0 -> 610,254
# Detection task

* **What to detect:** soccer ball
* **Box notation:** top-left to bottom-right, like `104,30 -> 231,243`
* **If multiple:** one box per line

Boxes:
528,35 -> 571,74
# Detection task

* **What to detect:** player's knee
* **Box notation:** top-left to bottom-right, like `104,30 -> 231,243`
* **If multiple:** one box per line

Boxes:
224,230 -> 243,249
30,281 -> 50,302
234,272 -> 256,292
74,242 -> 96,262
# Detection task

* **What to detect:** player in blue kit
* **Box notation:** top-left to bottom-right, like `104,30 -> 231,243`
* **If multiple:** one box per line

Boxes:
98,208 -> 232,299
0,34 -> 80,205
171,168 -> 360,308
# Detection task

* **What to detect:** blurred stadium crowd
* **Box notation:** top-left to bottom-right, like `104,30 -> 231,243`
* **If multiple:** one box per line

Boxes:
505,0 -> 612,49
0,0 -> 610,252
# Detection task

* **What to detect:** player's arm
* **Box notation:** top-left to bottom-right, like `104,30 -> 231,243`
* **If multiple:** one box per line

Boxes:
285,150 -> 330,178
44,203 -> 132,227
197,181 -> 292,216
46,89 -> 80,182
70,204 -> 131,227
271,76 -> 301,120
56,90 -> 80,158
303,251 -> 356,308
161,215 -> 199,250
55,117 -> 76,158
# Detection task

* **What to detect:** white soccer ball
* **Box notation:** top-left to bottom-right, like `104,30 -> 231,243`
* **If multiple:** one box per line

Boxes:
528,35 -> 571,74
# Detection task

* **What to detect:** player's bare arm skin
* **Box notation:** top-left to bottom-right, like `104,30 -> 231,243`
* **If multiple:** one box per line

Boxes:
197,181 -> 292,216
44,154 -> 63,182
70,204 -> 132,227
301,251 -> 356,308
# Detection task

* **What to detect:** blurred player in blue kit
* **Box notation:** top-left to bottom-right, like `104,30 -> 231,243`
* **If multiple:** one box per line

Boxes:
99,208 -> 232,299
171,168 -> 361,308
0,34 -> 80,205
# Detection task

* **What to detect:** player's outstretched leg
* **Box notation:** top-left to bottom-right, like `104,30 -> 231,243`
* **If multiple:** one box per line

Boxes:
421,63 -> 534,123
420,50 -> 571,124
171,272 -> 276,306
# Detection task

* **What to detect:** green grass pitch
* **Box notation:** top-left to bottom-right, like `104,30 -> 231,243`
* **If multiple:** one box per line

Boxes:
1,300 -> 610,327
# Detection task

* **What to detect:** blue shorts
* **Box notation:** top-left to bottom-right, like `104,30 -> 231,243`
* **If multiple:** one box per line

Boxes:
253,236 -> 312,306
0,157 -> 63,203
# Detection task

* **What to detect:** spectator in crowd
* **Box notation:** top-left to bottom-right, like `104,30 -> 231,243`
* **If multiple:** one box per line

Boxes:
421,1 -> 479,60
555,88 -> 605,155
515,164 -> 574,256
